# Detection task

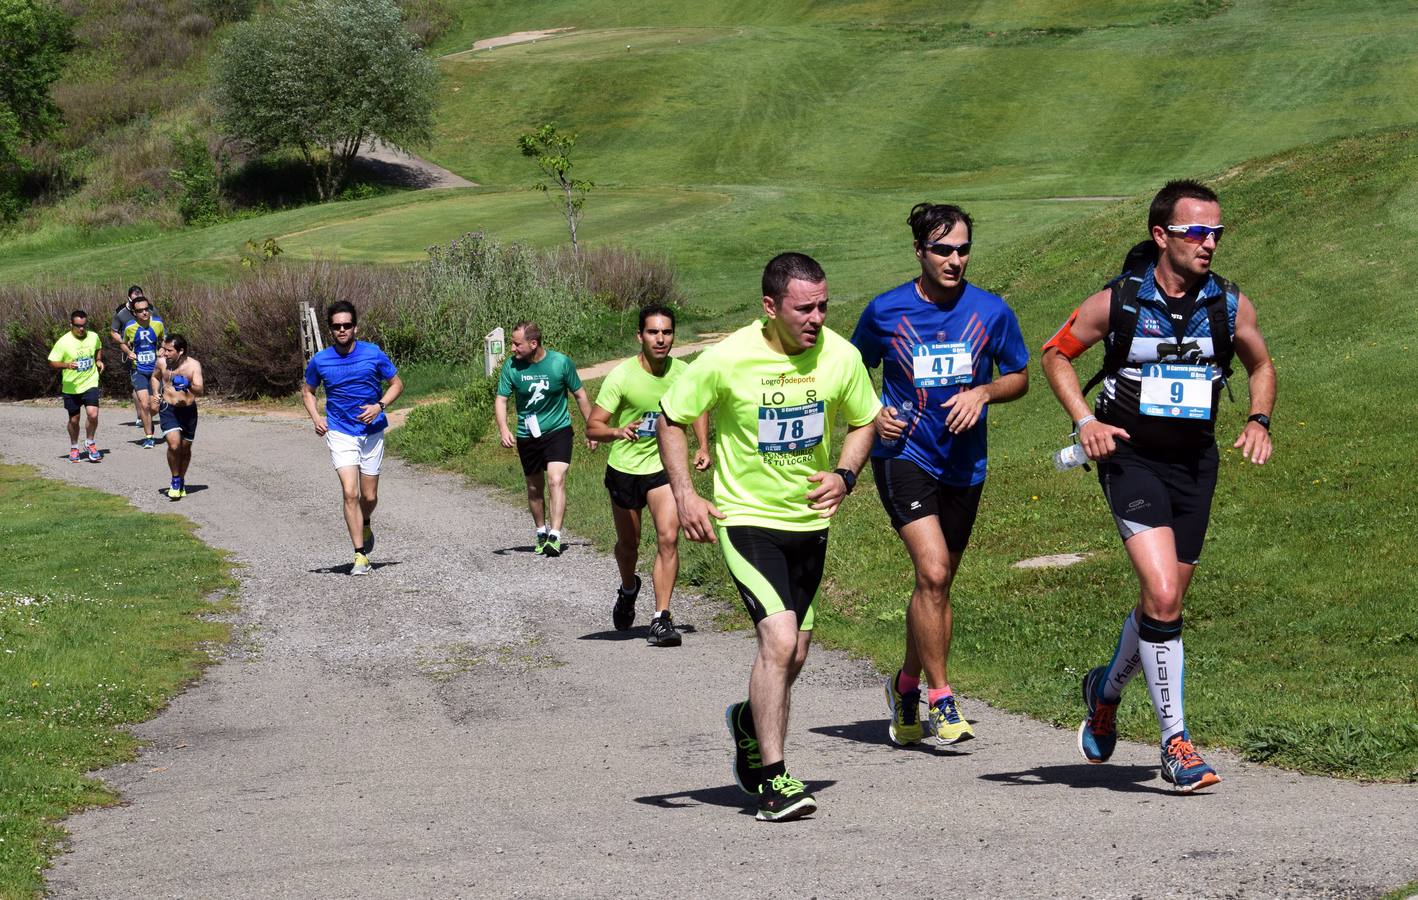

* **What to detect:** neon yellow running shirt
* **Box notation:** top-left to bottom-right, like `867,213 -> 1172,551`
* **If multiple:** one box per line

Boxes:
660,320 -> 880,531
48,331 -> 102,394
595,355 -> 686,476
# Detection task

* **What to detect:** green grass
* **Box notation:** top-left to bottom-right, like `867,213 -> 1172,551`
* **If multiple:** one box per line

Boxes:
390,127 -> 1418,781
0,465 -> 234,899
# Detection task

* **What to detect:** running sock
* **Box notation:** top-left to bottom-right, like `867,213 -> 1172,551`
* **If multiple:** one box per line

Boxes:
536,526 -> 548,537
1137,613 -> 1186,742
71,444 -> 79,449
896,671 -> 920,695
548,530 -> 560,542
1099,609 -> 1143,702
927,687 -> 953,706
759,759 -> 786,782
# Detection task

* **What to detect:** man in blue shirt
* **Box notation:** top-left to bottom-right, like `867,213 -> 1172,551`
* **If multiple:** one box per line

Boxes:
119,297 -> 165,448
851,202 -> 1029,748
301,300 -> 403,576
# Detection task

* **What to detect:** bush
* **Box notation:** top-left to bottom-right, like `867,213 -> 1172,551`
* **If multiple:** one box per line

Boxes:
398,0 -> 456,48
385,375 -> 497,463
544,244 -> 687,313
169,130 -> 220,224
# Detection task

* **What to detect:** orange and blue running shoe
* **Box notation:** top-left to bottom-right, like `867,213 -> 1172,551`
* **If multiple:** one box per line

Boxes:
1160,731 -> 1221,793
1078,665 -> 1119,764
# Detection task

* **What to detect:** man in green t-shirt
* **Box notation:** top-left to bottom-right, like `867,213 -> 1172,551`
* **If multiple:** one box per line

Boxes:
47,309 -> 106,463
495,321 -> 596,557
659,253 -> 882,822
586,304 -> 711,647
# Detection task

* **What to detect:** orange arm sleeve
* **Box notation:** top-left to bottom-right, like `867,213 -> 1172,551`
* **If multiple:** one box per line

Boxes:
1042,309 -> 1088,359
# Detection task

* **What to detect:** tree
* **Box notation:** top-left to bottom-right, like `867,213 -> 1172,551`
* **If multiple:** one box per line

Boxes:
212,0 -> 436,202
0,0 -> 73,220
518,124 -> 593,253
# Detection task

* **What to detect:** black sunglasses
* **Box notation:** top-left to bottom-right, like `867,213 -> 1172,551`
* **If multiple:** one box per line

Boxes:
330,322 -> 356,331
922,241 -> 972,258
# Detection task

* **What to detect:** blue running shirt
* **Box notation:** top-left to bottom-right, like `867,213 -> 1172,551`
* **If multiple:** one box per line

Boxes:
851,280 -> 1029,486
304,341 -> 398,437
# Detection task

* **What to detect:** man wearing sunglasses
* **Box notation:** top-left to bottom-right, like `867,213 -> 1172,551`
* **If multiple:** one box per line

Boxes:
48,310 -> 106,463
120,297 -> 165,448
111,286 -> 161,428
851,202 -> 1030,750
302,300 -> 403,576
1041,179 -> 1276,793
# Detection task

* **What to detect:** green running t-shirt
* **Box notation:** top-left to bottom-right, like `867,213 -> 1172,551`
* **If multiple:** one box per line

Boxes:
48,331 -> 102,394
496,349 -> 583,439
660,320 -> 880,531
595,355 -> 687,476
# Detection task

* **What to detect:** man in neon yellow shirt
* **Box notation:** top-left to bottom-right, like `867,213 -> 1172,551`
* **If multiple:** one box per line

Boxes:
659,253 -> 881,822
586,304 -> 711,647
48,309 -> 106,463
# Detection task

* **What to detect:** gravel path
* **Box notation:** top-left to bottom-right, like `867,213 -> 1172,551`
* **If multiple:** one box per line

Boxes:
1,404 -> 1412,899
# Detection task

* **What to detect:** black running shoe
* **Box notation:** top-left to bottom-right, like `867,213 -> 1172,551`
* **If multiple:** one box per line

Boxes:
613,575 -> 640,631
726,701 -> 763,795
360,521 -> 374,555
756,773 -> 817,822
647,610 -> 681,647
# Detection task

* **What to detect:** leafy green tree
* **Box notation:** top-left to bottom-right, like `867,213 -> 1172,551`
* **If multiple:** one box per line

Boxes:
212,0 -> 436,202
0,0 -> 73,220
518,123 -> 594,253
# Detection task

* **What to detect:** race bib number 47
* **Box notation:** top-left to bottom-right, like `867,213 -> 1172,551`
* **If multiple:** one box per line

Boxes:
758,402 -> 825,453
1140,364 -> 1214,420
913,342 -> 973,388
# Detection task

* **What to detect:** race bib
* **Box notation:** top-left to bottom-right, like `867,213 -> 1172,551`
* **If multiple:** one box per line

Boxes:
525,413 -> 542,438
912,342 -> 973,388
1140,364 -> 1214,420
635,411 -> 660,438
757,402 -> 824,454
74,357 -> 93,372
137,350 -> 156,366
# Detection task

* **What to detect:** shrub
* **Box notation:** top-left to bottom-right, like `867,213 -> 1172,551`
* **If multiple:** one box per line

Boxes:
169,130 -> 220,224
544,244 -> 687,313
385,375 -> 497,463
397,0 -> 456,48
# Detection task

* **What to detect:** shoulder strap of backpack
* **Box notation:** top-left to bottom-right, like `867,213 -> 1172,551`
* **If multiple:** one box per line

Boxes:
1081,273 -> 1143,397
1206,275 -> 1237,381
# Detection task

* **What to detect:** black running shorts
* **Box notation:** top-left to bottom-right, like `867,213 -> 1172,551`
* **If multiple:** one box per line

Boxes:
603,465 -> 670,511
62,388 -> 101,415
716,525 -> 828,631
159,402 -> 199,442
1096,440 -> 1218,565
871,457 -> 984,552
516,425 -> 574,476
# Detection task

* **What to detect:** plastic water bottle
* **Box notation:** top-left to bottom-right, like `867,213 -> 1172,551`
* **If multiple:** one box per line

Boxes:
1053,441 -> 1087,471
881,400 -> 914,448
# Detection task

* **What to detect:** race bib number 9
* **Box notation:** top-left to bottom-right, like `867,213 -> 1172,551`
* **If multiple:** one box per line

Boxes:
913,342 -> 973,388
758,402 -> 825,453
635,411 -> 660,438
74,357 -> 93,372
1140,364 -> 1214,420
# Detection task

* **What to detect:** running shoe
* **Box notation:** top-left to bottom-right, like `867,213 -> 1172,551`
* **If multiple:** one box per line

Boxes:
885,675 -> 924,746
926,694 -> 975,745
543,536 -> 562,558
647,610 -> 681,647
756,773 -> 817,823
361,522 -> 375,555
1160,731 -> 1221,793
726,701 -> 763,795
142,436 -> 155,449
351,551 -> 372,576
613,575 -> 640,631
534,533 -> 547,555
166,487 -> 182,501
1078,665 -> 1120,764
85,442 -> 100,462
68,447 -> 81,463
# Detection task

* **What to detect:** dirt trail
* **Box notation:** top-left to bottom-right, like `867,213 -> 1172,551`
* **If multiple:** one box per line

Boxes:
0,405 -> 1412,898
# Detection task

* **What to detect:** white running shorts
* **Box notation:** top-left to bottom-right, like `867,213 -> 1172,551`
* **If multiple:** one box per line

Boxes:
326,429 -> 385,476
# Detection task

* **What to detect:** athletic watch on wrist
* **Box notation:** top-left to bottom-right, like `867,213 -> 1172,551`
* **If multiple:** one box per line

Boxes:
1247,413 -> 1271,431
376,400 -> 385,410
833,467 -> 857,494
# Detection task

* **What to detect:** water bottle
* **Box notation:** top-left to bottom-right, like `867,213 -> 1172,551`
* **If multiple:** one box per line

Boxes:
1053,441 -> 1087,471
881,400 -> 914,448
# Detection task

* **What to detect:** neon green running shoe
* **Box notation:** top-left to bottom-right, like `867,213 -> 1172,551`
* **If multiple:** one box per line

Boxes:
926,694 -> 975,745
885,675 -> 924,746
351,552 -> 372,576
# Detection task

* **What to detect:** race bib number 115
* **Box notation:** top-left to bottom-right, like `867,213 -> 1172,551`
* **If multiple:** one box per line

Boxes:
758,402 -> 825,453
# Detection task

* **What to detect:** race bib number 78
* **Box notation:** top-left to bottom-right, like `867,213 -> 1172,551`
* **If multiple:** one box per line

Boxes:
757,402 -> 825,453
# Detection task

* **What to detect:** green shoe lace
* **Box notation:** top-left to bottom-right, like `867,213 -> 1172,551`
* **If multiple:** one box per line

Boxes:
767,773 -> 806,797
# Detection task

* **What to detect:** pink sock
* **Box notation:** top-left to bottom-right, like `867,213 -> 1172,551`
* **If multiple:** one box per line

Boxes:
896,671 -> 920,694
927,686 -> 953,705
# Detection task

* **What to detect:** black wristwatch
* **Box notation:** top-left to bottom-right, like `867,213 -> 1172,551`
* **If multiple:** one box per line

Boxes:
834,467 -> 857,494
1247,413 -> 1271,431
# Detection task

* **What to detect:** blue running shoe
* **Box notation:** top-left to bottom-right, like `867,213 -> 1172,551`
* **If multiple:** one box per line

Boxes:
926,694 -> 974,745
1160,731 -> 1221,793
1077,665 -> 1119,764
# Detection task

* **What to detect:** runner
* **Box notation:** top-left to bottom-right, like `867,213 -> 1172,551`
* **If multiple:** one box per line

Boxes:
1040,179 -> 1276,792
301,301 -> 403,576
151,335 -> 204,500
47,309 -> 105,463
111,286 -> 158,428
585,304 -> 710,646
851,202 -> 1030,748
494,321 -> 596,558
658,252 -> 880,822
119,296 -> 166,448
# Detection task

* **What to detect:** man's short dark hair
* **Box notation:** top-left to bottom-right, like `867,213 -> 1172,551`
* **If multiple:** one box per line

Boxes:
1148,180 -> 1220,231
127,285 -> 144,300
762,253 -> 826,304
326,300 -> 358,327
513,320 -> 542,344
908,202 -> 974,245
70,310 -> 87,323
164,334 -> 188,355
131,298 -> 150,312
638,304 -> 676,331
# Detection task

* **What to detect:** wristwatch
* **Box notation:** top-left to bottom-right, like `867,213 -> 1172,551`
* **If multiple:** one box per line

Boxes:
833,467 -> 857,494
1247,413 -> 1271,431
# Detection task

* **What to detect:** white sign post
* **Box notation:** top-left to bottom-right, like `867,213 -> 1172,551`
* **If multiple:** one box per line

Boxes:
484,326 -> 505,377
